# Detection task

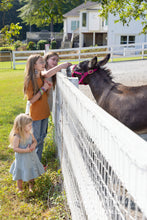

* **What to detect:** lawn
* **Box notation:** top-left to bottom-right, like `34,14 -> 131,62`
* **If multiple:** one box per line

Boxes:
0,67 -> 71,219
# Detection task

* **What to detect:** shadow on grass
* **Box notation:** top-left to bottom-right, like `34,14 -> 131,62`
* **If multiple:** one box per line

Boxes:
0,153 -> 12,162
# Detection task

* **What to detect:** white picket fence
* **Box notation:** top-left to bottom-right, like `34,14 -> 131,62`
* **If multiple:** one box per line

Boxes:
12,42 -> 147,69
12,50 -> 45,69
52,71 -> 147,220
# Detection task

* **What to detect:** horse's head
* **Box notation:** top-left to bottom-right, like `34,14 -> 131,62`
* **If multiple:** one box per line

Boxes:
69,54 -> 110,85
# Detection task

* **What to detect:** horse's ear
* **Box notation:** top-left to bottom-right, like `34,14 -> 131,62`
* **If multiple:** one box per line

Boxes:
98,54 -> 110,67
88,56 -> 97,68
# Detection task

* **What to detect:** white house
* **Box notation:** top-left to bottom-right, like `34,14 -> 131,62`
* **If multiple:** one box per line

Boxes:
108,13 -> 147,46
62,1 -> 147,48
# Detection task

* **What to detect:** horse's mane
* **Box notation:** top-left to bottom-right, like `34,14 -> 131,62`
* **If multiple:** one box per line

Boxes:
100,67 -> 113,83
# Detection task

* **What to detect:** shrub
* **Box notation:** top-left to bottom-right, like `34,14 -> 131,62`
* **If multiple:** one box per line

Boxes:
13,40 -> 22,51
37,40 -> 48,50
17,44 -> 27,51
27,41 -> 36,50
50,40 -> 57,49
0,47 -> 12,52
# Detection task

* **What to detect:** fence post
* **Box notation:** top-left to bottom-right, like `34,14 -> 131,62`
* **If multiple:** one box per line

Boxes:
12,51 -> 15,69
123,47 -> 126,57
110,47 -> 113,62
68,77 -> 79,88
142,43 -> 144,59
78,47 -> 81,62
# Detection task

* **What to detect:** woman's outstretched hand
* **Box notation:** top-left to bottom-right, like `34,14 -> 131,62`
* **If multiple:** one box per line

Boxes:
61,62 -> 72,69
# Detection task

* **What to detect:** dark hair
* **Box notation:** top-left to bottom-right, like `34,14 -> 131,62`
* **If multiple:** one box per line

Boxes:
44,52 -> 59,89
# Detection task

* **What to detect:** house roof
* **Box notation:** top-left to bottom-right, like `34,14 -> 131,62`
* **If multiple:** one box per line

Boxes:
63,1 -> 97,17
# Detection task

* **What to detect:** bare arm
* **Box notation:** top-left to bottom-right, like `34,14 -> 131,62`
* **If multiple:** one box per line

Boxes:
29,81 -> 52,104
29,134 -> 37,152
13,135 -> 31,153
41,62 -> 72,78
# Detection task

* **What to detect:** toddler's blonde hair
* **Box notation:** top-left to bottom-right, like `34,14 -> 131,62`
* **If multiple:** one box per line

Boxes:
9,113 -> 32,145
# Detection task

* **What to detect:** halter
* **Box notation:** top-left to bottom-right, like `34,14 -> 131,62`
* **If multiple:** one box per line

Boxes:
72,64 -> 98,85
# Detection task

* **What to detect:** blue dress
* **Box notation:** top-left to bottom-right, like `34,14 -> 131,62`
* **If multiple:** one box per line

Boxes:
10,134 -> 45,181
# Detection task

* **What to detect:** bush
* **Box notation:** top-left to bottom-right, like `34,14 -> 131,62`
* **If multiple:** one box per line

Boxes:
0,47 -> 12,52
50,40 -> 57,49
27,41 -> 36,50
13,40 -> 22,51
37,40 -> 48,50
17,44 -> 27,51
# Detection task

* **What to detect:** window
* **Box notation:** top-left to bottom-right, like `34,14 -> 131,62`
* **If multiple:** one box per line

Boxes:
121,35 -> 135,44
82,13 -> 87,27
129,36 -> 135,44
105,17 -> 108,25
71,20 -> 79,31
102,17 -> 108,27
71,21 -> 77,31
121,36 -> 127,44
102,18 -> 104,27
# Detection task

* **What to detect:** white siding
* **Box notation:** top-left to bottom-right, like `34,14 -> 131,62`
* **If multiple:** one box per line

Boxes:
64,17 -> 79,34
63,3 -> 147,47
108,13 -> 147,46
89,11 -> 101,31
80,9 -> 108,33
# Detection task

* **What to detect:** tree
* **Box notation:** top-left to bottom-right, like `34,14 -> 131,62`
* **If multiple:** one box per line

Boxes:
18,0 -> 84,32
1,22 -> 22,45
91,0 -> 147,34
18,0 -> 64,32
0,0 -> 13,26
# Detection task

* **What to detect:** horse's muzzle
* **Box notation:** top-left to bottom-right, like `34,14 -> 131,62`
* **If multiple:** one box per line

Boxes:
66,65 -> 74,77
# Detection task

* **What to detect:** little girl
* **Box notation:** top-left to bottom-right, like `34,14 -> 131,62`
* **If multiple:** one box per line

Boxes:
9,113 -> 45,193
24,54 -> 71,161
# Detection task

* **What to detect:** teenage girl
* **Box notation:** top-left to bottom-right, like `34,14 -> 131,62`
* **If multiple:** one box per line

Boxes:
44,52 -> 59,111
9,113 -> 45,193
24,54 -> 71,161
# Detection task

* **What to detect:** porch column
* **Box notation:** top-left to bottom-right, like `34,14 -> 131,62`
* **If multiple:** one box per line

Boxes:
93,32 -> 95,46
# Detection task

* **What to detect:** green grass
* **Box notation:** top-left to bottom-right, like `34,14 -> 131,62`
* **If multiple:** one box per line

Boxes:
0,68 -> 71,219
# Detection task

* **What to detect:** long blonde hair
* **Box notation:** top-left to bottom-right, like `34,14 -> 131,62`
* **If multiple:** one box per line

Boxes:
24,54 -> 44,97
9,113 -> 32,145
44,52 -> 59,89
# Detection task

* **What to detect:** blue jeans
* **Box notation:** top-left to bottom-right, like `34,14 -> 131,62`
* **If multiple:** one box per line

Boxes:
32,118 -> 48,161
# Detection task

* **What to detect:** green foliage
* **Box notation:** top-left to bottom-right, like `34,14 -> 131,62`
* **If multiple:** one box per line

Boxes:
50,40 -> 57,49
13,40 -> 22,50
1,22 -> 22,45
0,0 -> 13,12
0,69 -> 71,219
27,41 -> 36,50
18,0 -> 64,28
0,0 -> 13,26
18,0 -> 84,30
37,40 -> 48,50
0,47 -> 12,52
91,0 -> 147,34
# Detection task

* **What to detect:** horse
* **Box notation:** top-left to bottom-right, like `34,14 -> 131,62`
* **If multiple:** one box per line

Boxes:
68,54 -> 147,134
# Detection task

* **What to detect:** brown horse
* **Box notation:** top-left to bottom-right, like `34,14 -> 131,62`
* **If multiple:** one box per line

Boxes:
69,54 -> 147,134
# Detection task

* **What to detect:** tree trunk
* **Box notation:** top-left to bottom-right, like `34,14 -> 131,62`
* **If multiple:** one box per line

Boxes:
50,17 -> 54,37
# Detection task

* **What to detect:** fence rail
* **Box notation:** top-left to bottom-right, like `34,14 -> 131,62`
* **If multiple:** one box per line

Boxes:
12,42 -> 147,69
53,71 -> 147,220
0,51 -> 12,69
12,50 -> 45,69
